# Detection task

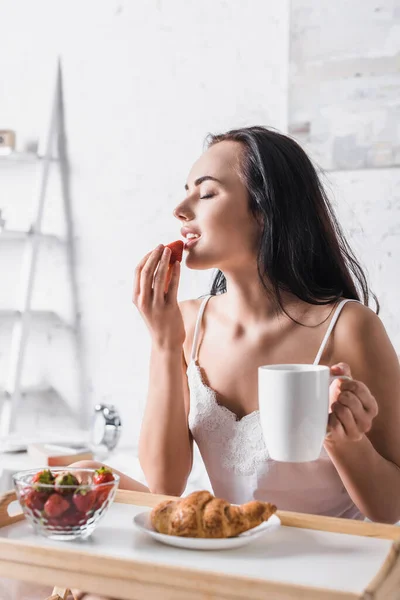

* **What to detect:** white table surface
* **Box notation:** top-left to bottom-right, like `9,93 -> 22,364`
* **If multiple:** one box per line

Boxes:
0,502 -> 393,595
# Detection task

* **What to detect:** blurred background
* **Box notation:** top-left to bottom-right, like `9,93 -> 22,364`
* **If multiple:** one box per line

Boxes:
0,0 -> 399,489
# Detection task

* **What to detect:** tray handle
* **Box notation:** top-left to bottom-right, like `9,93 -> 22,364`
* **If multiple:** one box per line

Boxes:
0,490 -> 24,528
363,539 -> 400,599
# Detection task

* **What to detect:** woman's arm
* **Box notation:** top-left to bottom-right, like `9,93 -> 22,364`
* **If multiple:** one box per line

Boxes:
134,245 -> 193,496
324,303 -> 400,523
139,346 -> 193,496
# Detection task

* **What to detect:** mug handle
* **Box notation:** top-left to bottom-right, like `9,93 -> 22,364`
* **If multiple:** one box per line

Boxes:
325,375 -> 352,438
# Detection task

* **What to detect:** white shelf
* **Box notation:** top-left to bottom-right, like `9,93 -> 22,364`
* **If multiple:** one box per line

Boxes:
0,384 -> 59,399
0,229 -> 63,243
0,385 -> 77,441
0,309 -> 75,330
0,386 -> 75,414
0,152 -> 58,164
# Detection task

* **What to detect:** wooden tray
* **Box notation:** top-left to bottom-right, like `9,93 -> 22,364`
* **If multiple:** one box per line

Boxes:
0,489 -> 399,600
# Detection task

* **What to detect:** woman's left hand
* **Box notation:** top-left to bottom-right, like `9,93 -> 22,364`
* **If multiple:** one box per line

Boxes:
326,363 -> 379,443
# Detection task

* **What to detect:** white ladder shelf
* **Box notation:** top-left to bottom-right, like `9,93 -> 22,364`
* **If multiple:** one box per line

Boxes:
0,60 -> 86,436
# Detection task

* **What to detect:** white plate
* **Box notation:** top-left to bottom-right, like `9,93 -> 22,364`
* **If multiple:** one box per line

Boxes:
133,510 -> 281,550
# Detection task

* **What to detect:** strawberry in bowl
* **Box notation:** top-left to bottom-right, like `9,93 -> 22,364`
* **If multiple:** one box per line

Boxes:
13,467 -> 119,540
93,466 -> 116,506
32,469 -> 55,491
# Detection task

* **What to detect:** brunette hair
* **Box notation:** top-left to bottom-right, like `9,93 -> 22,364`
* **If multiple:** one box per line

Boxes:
207,126 -> 378,315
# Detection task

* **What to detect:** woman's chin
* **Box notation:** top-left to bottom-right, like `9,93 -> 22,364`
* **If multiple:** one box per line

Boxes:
184,255 -> 215,271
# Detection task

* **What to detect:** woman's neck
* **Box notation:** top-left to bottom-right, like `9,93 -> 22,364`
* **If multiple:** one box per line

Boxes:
218,270 -> 295,326
217,269 -> 337,330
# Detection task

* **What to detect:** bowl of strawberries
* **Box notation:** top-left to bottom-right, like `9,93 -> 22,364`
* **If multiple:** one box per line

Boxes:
13,466 -> 119,540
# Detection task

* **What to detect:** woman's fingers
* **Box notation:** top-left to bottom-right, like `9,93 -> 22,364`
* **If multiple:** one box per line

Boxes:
335,390 -> 372,433
164,265 -> 173,294
153,247 -> 171,301
340,379 -> 378,418
133,250 -> 153,302
166,261 -> 181,302
327,412 -> 345,438
139,245 -> 164,304
331,401 -> 363,441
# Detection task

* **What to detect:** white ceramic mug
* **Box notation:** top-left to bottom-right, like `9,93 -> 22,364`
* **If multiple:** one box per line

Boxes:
258,364 -> 349,462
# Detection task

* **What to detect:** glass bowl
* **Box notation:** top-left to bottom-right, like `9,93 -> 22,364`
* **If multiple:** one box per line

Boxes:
13,467 -> 120,540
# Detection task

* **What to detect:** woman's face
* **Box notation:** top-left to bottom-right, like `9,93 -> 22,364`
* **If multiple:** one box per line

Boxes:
174,141 -> 260,271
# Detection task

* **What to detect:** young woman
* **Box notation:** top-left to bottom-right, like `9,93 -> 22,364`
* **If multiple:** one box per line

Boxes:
75,126 -> 400,524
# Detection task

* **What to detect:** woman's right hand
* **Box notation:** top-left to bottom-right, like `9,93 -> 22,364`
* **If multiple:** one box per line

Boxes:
133,244 -> 185,350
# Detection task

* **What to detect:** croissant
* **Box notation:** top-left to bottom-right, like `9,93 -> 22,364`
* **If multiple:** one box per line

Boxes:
150,490 -> 277,538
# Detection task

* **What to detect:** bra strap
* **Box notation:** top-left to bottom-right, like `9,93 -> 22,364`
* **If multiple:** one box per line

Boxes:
313,299 -> 360,365
190,295 -> 212,362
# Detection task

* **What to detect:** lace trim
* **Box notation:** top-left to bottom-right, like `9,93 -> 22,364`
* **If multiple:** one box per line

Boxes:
189,361 -> 259,422
187,361 -> 269,476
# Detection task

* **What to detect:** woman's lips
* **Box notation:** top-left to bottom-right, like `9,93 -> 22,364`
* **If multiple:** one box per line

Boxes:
184,236 -> 200,250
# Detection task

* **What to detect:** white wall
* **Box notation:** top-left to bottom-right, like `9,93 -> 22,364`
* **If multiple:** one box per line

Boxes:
289,0 -> 400,352
289,0 -> 400,169
329,168 -> 400,346
0,0 -> 289,439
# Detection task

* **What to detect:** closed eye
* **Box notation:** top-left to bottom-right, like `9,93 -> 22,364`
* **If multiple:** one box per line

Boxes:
200,194 -> 215,199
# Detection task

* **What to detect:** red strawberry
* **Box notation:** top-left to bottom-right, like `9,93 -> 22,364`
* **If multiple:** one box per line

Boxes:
54,472 -> 80,495
166,240 -> 184,265
93,467 -> 115,505
58,508 -> 88,527
44,493 -> 70,518
31,469 -> 55,492
72,488 -> 96,513
93,466 -> 115,486
24,490 -> 48,512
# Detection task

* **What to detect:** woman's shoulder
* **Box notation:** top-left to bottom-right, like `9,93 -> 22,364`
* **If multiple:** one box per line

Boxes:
334,300 -> 382,338
179,296 -> 207,321
331,299 -> 397,368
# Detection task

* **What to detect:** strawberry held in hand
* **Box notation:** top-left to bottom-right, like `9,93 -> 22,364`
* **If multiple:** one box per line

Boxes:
44,493 -> 70,518
166,240 -> 184,265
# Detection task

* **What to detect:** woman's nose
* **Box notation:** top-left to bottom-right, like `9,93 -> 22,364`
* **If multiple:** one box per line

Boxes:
173,200 -> 193,221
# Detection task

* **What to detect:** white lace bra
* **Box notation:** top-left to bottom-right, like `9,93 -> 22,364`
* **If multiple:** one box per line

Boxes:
187,295 -> 363,519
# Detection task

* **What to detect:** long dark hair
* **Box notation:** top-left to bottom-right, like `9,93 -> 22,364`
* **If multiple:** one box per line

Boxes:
207,126 -> 378,314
